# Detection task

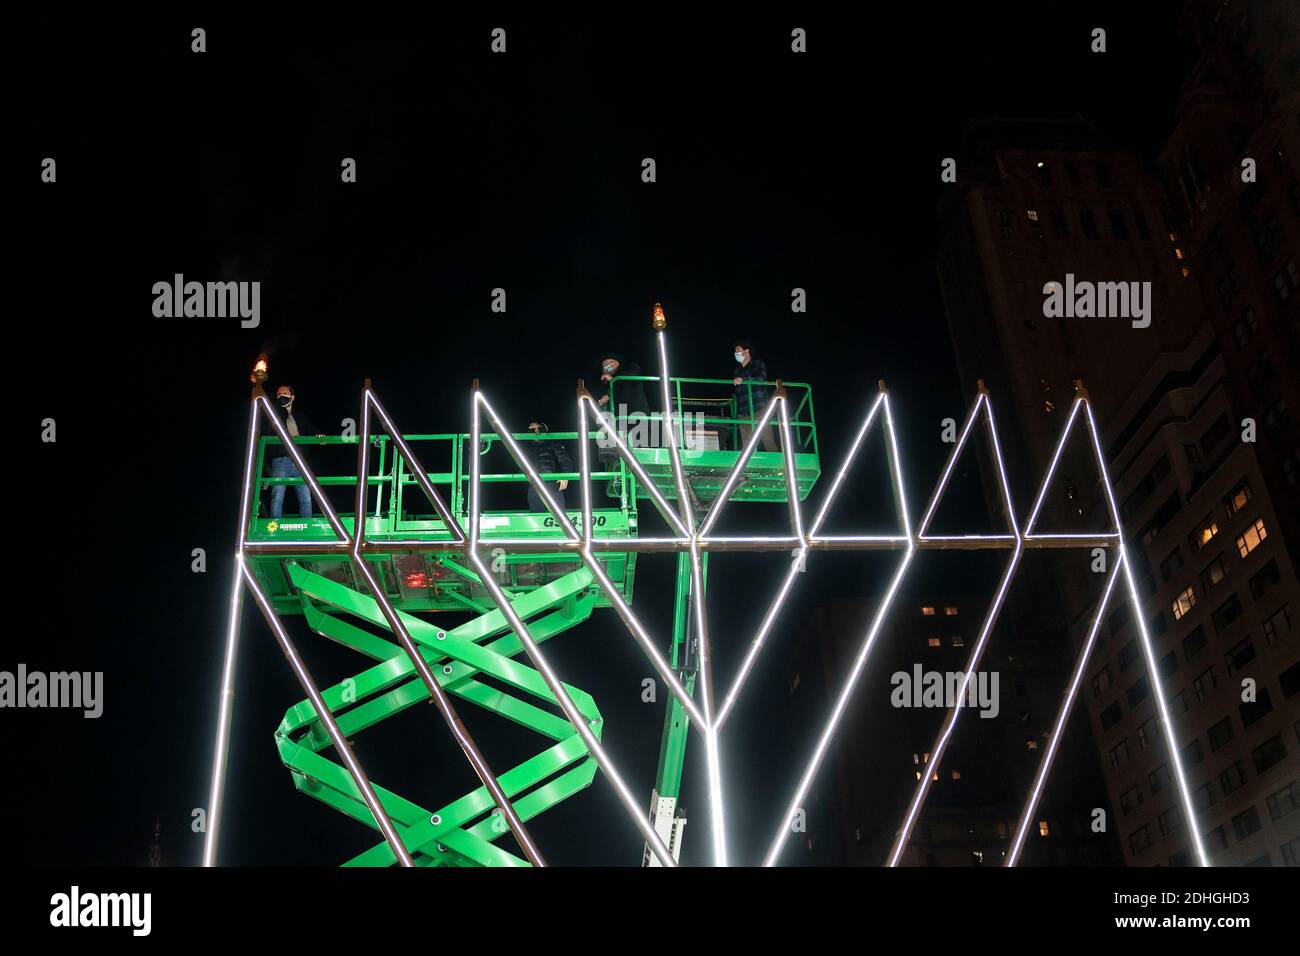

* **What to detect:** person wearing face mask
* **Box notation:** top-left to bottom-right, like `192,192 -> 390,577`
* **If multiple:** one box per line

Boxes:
525,421 -> 574,512
732,340 -> 778,452
596,352 -> 651,449
266,384 -> 325,518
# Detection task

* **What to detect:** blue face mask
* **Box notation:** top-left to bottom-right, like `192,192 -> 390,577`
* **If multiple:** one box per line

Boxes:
734,351 -> 745,364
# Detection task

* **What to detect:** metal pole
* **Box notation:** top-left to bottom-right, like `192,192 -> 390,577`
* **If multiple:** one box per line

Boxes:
202,396 -> 260,866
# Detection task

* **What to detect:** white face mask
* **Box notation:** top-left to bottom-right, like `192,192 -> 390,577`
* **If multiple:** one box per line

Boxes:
734,351 -> 745,364
602,362 -> 617,375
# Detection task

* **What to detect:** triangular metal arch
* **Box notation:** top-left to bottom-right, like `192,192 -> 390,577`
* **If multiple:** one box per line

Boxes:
472,390 -> 580,542
1022,394 -> 1121,543
915,387 -> 1019,541
358,388 -> 466,544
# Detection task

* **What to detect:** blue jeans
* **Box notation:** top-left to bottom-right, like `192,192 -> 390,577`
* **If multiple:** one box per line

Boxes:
269,456 -> 312,518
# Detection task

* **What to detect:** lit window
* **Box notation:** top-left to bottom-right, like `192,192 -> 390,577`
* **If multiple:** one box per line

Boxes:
1190,516 -> 1219,551
951,635 -> 965,647
1172,586 -> 1196,621
1027,209 -> 1039,221
1027,739 -> 1039,750
921,606 -> 936,616
1039,821 -> 1050,837
928,637 -> 942,647
951,770 -> 961,780
1236,517 -> 1268,557
945,606 -> 959,616
1223,478 -> 1252,517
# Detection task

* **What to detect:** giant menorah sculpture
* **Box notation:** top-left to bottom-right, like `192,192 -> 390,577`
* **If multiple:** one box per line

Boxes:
202,311 -> 1208,868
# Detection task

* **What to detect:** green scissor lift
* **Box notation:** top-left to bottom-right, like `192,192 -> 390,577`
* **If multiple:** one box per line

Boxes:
245,376 -> 819,865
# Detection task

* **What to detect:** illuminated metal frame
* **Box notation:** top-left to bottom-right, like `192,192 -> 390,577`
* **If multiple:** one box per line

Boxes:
203,327 -> 1208,868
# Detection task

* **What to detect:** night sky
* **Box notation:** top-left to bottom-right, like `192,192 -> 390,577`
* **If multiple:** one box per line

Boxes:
12,5 -> 1188,866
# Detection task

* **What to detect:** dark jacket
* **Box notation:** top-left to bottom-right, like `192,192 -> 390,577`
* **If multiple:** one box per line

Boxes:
264,393 -> 318,458
733,357 -> 770,418
601,358 -> 652,418
532,437 -> 575,478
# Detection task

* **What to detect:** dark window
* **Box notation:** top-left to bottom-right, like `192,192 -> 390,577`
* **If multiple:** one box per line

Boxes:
1200,553 -> 1229,592
1208,716 -> 1235,751
1129,823 -> 1153,855
1281,660 -> 1300,699
1050,209 -> 1069,238
1183,626 -> 1207,662
1212,593 -> 1244,634
1118,640 -> 1141,671
1263,605 -> 1294,646
1220,759 -> 1248,795
1249,560 -> 1281,600
1253,734 -> 1287,775
1101,701 -> 1124,732
1183,738 -> 1203,765
1127,676 -> 1151,707
1225,637 -> 1257,675
1232,806 -> 1262,841
1120,784 -> 1144,815
1266,780 -> 1298,821
1159,649 -> 1178,678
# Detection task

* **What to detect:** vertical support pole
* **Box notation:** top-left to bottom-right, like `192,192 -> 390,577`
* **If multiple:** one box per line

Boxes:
203,395 -> 260,867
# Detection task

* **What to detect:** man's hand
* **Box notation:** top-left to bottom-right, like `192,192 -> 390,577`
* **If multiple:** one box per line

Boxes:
597,394 -> 609,406
315,433 -> 325,439
733,377 -> 742,386
558,480 -> 569,491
